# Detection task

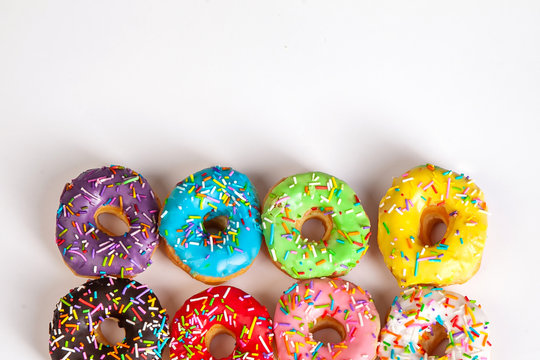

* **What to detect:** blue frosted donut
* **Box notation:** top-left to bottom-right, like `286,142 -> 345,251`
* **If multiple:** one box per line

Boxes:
159,166 -> 262,284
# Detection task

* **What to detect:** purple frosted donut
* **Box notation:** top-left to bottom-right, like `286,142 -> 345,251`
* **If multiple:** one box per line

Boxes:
56,165 -> 161,277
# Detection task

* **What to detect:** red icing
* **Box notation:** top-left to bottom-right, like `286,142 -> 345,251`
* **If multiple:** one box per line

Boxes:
169,286 -> 273,360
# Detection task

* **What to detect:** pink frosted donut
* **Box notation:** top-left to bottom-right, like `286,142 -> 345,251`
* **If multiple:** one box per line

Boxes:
273,278 -> 380,360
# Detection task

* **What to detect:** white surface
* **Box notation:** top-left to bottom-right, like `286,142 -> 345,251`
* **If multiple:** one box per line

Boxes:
1,1 -> 539,359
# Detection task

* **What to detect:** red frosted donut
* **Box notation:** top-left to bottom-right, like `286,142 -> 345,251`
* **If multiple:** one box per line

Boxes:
169,286 -> 274,360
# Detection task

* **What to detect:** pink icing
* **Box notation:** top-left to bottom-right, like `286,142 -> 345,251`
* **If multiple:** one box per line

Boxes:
273,278 -> 380,360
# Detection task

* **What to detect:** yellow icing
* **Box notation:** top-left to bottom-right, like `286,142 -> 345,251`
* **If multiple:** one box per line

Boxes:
377,164 -> 488,287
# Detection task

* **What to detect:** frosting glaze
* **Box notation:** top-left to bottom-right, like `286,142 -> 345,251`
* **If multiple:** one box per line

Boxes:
274,278 -> 380,360
169,285 -> 273,360
159,166 -> 262,282
56,165 -> 161,278
262,172 -> 371,279
378,286 -> 491,360
49,277 -> 169,360
378,164 -> 488,287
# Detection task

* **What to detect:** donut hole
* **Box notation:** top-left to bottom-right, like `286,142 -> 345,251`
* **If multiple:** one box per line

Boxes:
310,317 -> 345,344
419,206 -> 450,247
430,337 -> 450,357
430,222 -> 447,246
95,206 -> 130,237
206,324 -> 236,359
95,318 -> 125,346
203,215 -> 229,236
301,218 -> 327,242
420,323 -> 450,358
299,210 -> 332,243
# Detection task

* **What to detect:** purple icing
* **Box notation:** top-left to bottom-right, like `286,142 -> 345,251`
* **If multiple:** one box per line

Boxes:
56,165 -> 160,277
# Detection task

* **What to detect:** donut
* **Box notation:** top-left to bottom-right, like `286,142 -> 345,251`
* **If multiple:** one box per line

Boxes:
378,286 -> 491,360
48,276 -> 169,360
273,278 -> 380,360
169,285 -> 273,360
56,165 -> 161,278
159,166 -> 262,284
378,164 -> 488,287
262,171 -> 371,279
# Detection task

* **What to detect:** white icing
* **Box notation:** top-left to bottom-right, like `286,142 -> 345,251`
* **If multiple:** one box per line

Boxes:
378,287 -> 491,360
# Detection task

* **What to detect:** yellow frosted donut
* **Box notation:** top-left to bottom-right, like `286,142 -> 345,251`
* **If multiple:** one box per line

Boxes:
378,164 -> 488,287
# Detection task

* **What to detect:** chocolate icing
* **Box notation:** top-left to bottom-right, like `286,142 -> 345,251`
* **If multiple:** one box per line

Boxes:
49,277 -> 169,360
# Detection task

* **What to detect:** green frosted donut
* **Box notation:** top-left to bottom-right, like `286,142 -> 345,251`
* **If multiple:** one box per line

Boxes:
262,172 -> 371,279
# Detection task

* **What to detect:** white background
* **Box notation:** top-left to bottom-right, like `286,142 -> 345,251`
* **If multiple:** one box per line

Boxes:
1,1 -> 539,359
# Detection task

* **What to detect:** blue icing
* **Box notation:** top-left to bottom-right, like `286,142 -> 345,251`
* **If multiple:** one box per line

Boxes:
159,166 -> 262,278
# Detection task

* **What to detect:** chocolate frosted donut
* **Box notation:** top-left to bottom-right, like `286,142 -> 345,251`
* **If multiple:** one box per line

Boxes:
56,165 -> 161,277
48,277 -> 169,360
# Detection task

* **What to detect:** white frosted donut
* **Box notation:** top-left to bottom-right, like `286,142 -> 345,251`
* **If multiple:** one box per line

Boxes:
378,287 -> 491,360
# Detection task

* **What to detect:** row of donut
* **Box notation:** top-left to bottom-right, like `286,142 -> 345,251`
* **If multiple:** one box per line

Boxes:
49,276 -> 491,360
56,164 -> 488,287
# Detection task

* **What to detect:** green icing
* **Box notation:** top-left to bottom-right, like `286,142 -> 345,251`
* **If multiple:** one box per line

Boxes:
262,172 -> 371,279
